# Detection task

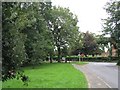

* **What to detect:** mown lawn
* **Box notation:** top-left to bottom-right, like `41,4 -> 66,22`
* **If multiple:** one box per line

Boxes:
71,61 -> 88,65
2,63 -> 88,88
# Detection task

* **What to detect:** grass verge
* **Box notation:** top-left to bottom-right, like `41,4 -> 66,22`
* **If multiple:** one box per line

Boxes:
71,61 -> 88,65
2,63 -> 88,88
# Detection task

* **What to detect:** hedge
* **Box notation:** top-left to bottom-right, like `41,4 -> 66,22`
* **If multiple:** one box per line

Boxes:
52,56 -> 119,62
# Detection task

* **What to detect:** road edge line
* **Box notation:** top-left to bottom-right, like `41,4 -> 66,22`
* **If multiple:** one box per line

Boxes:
97,76 -> 112,88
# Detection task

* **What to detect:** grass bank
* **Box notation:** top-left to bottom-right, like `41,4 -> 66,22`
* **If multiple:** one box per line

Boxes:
2,63 -> 88,88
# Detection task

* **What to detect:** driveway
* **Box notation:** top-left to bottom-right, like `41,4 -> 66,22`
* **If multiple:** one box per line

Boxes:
73,62 -> 119,89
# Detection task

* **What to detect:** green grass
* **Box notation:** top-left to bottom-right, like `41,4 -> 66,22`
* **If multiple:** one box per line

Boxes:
71,61 -> 89,65
2,63 -> 88,88
0,81 -> 1,90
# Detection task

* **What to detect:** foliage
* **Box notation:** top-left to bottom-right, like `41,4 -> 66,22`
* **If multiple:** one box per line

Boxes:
82,31 -> 99,56
96,35 -> 109,51
47,6 -> 79,62
2,2 -> 54,81
103,0 -> 120,65
2,2 -> 28,81
2,1 -> 80,82
70,32 -> 84,55
22,2 -> 54,65
69,32 -> 105,56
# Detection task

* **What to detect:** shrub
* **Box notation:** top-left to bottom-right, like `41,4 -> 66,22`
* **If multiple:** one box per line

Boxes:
52,56 -> 119,62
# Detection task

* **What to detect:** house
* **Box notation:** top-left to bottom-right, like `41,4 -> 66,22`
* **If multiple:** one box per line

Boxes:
101,45 -> 117,57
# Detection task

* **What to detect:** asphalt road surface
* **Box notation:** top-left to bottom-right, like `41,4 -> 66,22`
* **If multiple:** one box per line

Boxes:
73,62 -> 119,89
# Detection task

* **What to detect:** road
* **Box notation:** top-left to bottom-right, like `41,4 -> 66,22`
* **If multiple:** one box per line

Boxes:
73,62 -> 119,89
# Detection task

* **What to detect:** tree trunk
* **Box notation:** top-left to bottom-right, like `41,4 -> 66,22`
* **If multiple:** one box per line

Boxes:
117,47 -> 120,65
50,57 -> 52,63
109,43 -> 112,60
58,46 -> 61,63
65,59 -> 67,63
92,54 -> 94,57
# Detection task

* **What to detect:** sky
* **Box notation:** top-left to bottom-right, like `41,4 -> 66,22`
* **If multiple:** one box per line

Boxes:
51,0 -> 110,35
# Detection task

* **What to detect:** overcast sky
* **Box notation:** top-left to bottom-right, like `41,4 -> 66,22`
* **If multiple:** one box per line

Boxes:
51,0 -> 110,35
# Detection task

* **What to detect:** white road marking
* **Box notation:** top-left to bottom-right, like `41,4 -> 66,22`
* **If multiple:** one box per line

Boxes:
98,83 -> 101,85
73,63 -> 117,88
97,76 -> 112,88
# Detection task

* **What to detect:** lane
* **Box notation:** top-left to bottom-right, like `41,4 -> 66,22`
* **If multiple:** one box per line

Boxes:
73,62 -> 118,88
87,62 -> 118,88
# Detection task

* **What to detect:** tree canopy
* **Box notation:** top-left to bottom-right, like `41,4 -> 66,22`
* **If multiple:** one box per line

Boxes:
103,0 -> 120,64
2,2 -> 79,81
47,6 -> 79,62
2,2 -> 54,81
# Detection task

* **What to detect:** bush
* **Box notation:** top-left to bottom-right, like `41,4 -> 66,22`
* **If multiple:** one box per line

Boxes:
52,56 -> 119,62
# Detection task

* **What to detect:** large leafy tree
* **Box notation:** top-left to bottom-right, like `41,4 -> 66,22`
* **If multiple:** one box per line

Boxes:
103,0 -> 120,65
48,6 -> 79,62
70,32 -> 84,55
2,2 -> 28,81
96,35 -> 109,51
83,31 -> 98,56
22,2 -> 54,65
2,2 -> 54,81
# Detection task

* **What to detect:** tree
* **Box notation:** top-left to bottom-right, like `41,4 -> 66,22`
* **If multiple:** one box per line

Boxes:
2,2 -> 28,81
95,35 -> 110,54
22,2 -> 54,65
103,0 -> 120,65
70,32 -> 84,55
83,31 -> 98,56
48,6 -> 79,62
2,2 -> 54,81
